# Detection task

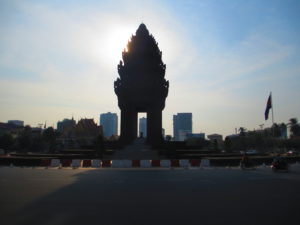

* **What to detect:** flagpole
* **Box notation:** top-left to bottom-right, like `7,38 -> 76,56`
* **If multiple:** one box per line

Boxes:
271,92 -> 275,136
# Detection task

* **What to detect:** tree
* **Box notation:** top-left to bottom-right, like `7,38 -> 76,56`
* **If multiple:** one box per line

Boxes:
239,127 -> 247,137
43,127 -> 56,142
17,126 -> 32,152
213,139 -> 219,151
238,127 -> 247,150
224,137 -> 232,153
31,136 -> 45,152
42,127 -> 57,152
0,133 -> 14,152
288,118 -> 300,137
165,135 -> 172,142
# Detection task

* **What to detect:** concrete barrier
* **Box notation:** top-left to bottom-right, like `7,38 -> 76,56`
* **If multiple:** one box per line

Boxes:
91,159 -> 101,168
161,160 -> 171,168
122,160 -> 132,168
132,160 -> 140,167
101,160 -> 111,167
61,159 -> 72,167
179,159 -> 190,168
40,159 -> 51,167
50,159 -> 60,167
171,159 -> 180,167
151,160 -> 160,167
200,159 -> 210,168
190,159 -> 200,167
72,159 -> 81,168
111,160 -> 122,168
82,160 -> 92,167
141,160 -> 151,168
6,158 -> 215,169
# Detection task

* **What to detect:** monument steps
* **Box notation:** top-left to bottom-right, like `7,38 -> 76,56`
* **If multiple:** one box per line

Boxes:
108,138 -> 162,160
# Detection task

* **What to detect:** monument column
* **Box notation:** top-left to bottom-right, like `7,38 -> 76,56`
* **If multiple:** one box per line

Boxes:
147,109 -> 162,145
120,108 -> 137,144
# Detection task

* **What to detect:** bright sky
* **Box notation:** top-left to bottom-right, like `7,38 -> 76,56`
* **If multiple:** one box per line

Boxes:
1,0 -> 300,137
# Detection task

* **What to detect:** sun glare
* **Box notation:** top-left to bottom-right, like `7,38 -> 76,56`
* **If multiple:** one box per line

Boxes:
97,26 -> 135,64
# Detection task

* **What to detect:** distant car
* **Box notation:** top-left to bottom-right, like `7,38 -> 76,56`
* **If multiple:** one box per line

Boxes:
287,150 -> 297,156
246,150 -> 258,155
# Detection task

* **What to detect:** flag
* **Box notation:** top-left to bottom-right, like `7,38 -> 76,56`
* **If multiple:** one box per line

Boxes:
264,94 -> 272,120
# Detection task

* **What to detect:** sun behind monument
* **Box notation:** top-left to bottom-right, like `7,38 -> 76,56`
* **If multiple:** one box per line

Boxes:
104,27 -> 133,61
114,23 -> 169,146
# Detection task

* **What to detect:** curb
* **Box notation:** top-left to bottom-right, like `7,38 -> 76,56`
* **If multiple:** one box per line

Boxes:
5,159 -> 210,169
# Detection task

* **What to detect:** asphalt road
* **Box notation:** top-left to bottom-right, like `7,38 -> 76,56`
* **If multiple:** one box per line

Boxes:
1,165 -> 300,225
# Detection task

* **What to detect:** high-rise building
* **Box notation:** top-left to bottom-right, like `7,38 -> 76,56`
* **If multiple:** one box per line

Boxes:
186,133 -> 205,139
139,117 -> 147,137
8,120 -> 24,127
173,113 -> 192,141
100,112 -> 118,137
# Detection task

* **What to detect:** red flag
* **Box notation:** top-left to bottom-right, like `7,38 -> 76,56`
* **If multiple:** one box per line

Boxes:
264,94 -> 272,120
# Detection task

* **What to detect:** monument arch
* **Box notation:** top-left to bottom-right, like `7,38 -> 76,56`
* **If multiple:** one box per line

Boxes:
114,24 -> 169,145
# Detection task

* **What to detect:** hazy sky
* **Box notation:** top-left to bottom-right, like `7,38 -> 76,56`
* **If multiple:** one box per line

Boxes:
1,0 -> 300,137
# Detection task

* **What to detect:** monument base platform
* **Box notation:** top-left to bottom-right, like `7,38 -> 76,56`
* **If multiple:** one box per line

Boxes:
106,138 -> 162,160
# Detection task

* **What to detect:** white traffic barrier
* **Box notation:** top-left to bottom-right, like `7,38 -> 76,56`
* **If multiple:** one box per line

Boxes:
72,159 -> 81,168
50,159 -> 60,167
200,159 -> 210,168
179,159 -> 190,168
160,160 -> 171,168
111,160 -> 122,168
140,160 -> 151,168
91,159 -> 101,168
122,160 -> 132,168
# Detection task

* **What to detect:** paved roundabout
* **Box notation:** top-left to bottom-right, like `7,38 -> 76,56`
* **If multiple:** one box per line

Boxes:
1,164 -> 300,225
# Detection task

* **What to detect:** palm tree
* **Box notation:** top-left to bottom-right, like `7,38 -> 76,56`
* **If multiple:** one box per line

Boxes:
239,127 -> 247,137
288,118 -> 300,137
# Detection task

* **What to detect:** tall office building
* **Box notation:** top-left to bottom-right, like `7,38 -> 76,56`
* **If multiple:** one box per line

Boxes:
173,113 -> 192,141
8,120 -> 24,127
100,112 -> 118,137
139,117 -> 147,137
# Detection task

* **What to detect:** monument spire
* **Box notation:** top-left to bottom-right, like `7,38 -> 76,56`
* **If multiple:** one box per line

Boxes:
114,24 -> 169,145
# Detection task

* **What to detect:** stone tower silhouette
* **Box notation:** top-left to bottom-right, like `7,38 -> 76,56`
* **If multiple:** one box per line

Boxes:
114,23 -> 169,145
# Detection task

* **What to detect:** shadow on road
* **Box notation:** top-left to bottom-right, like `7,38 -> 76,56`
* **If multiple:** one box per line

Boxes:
2,167 -> 300,225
